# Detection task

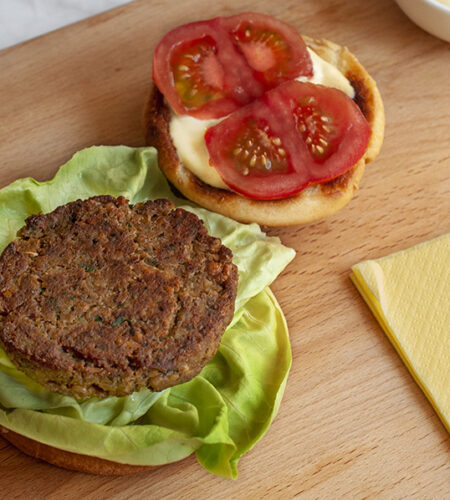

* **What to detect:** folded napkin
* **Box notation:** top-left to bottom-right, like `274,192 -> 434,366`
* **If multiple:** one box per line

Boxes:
351,233 -> 450,432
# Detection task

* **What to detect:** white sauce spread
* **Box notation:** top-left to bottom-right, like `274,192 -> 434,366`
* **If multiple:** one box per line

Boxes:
296,49 -> 354,97
169,48 -> 355,190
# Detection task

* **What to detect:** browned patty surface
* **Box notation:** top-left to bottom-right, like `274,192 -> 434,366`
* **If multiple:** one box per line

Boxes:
0,196 -> 238,399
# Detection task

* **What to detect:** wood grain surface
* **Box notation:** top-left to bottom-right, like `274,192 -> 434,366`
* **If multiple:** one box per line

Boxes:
0,0 -> 449,498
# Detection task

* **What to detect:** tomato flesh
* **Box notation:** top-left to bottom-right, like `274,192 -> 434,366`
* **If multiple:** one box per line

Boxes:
293,98 -> 337,161
171,37 -> 225,110
153,13 -> 312,118
205,98 -> 309,200
153,19 -> 257,118
205,81 -> 371,199
270,81 -> 371,183
224,12 -> 313,88
229,118 -> 290,176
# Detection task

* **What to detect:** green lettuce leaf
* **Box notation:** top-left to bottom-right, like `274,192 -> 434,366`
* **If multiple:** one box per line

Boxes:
0,146 -> 294,478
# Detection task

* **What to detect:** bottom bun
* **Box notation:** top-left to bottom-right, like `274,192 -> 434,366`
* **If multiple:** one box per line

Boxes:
0,426 -> 158,475
144,36 -> 385,226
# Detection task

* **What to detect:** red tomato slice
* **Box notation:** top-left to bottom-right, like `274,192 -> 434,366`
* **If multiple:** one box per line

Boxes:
205,81 -> 370,200
153,18 -> 262,119
205,99 -> 310,199
222,12 -> 312,88
269,81 -> 371,183
152,13 -> 312,118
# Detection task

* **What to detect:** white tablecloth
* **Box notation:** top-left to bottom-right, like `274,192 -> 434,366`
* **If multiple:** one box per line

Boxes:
0,0 -> 133,50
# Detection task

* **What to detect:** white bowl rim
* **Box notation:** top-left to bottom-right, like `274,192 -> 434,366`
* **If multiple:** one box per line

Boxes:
420,0 -> 450,13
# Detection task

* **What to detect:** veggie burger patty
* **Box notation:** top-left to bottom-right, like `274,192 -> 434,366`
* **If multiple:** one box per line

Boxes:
0,195 -> 238,399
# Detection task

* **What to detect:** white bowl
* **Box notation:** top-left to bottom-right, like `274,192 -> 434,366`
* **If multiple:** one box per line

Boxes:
396,0 -> 450,42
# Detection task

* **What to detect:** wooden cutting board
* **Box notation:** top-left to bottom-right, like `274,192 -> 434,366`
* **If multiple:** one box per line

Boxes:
0,0 -> 449,497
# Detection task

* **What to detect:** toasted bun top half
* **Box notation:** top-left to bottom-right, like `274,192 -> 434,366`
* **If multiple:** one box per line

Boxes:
144,36 -> 385,226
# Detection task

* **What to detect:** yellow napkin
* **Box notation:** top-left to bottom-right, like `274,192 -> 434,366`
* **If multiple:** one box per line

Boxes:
350,233 -> 450,432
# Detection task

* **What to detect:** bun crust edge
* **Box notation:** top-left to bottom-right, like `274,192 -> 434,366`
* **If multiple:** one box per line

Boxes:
144,36 -> 385,226
1,426 -> 158,475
